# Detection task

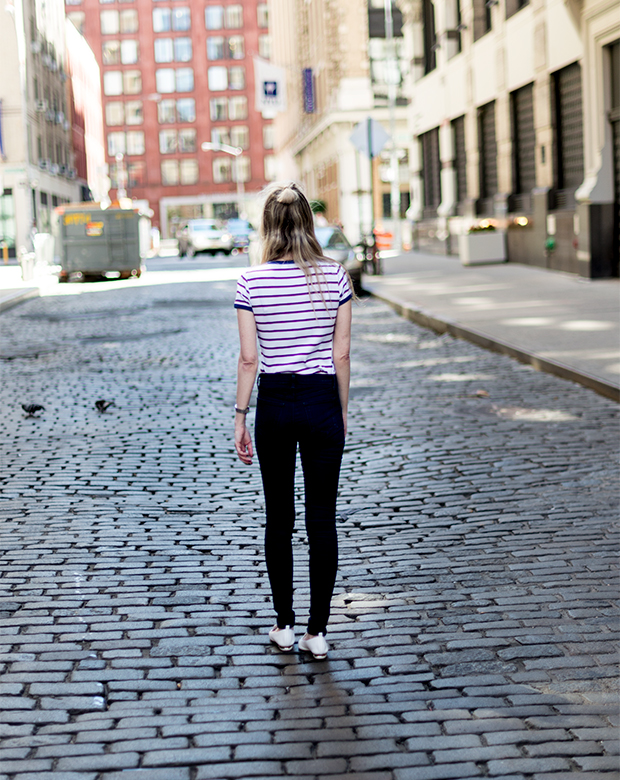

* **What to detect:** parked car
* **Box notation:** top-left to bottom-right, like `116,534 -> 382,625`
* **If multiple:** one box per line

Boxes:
314,225 -> 363,292
177,219 -> 233,257
226,218 -> 253,253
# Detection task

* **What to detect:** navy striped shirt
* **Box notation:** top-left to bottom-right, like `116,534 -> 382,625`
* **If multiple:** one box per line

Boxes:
234,260 -> 352,374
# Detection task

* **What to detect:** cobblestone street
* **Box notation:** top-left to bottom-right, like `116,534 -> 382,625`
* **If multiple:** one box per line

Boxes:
0,260 -> 618,780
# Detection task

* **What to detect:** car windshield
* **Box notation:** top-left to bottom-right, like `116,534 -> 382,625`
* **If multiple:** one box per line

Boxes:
190,221 -> 219,233
314,226 -> 351,250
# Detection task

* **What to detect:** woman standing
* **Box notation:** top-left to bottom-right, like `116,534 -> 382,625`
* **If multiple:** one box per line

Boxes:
234,182 -> 353,660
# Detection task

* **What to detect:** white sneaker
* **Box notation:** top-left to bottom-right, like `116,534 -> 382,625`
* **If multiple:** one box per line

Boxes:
269,625 -> 295,652
298,633 -> 328,659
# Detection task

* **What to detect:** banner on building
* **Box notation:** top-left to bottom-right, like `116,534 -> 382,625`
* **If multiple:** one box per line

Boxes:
254,57 -> 287,114
303,68 -> 315,114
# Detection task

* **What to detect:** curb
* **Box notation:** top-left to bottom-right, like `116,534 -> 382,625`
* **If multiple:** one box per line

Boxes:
365,286 -> 620,403
0,288 -> 40,313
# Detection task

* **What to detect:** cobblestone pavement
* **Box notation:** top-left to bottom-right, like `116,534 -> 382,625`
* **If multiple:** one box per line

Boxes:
0,260 -> 618,780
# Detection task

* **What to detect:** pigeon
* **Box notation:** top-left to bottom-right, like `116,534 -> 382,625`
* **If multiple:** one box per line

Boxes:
22,404 -> 45,417
95,399 -> 115,413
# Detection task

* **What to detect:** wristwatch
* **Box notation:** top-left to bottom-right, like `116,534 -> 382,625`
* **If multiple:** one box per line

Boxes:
235,405 -> 250,414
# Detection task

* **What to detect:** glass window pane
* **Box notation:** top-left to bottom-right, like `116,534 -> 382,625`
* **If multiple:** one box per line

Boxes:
174,37 -> 192,61
159,129 -> 177,153
153,8 -> 170,32
205,6 -> 223,29
156,68 -> 175,93
258,34 -> 270,59
158,99 -> 176,123
208,66 -> 227,91
228,35 -> 244,59
263,124 -> 274,149
125,100 -> 143,125
126,130 -> 144,155
229,66 -> 245,90
207,36 -> 224,60
257,3 -> 268,28
211,127 -> 229,145
230,125 -> 249,149
102,40 -> 120,64
105,101 -> 124,126
226,4 -> 243,28
67,12 -> 85,33
210,97 -> 227,121
178,128 -> 196,153
172,7 -> 190,31
233,156 -> 251,183
103,70 -> 123,95
120,9 -> 138,32
264,154 -> 277,180
176,98 -> 195,122
128,162 -> 145,187
123,70 -> 142,94
161,160 -> 179,185
213,157 -> 231,183
180,158 -> 198,184
120,39 -> 138,64
228,96 -> 247,119
107,131 -> 125,156
176,68 -> 194,92
100,10 -> 119,34
154,38 -> 173,62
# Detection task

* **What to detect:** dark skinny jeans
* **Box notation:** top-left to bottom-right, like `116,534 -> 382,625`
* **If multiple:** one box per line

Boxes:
255,372 -> 345,636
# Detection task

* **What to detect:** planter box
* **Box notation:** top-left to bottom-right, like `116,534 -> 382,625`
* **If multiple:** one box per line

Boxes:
458,231 -> 506,265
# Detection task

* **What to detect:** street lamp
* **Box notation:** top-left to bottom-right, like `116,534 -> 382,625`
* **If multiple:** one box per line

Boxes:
201,141 -> 245,219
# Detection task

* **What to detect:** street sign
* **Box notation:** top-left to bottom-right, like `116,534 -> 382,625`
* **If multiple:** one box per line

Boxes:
350,118 -> 390,158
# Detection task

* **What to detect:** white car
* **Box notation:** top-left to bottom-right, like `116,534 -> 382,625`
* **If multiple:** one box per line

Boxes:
177,219 -> 234,257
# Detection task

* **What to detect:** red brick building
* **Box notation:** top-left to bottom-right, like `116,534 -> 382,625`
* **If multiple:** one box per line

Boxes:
65,0 -> 274,235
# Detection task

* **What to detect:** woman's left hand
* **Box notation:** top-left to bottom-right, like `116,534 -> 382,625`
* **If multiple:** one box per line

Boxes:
235,421 -> 254,465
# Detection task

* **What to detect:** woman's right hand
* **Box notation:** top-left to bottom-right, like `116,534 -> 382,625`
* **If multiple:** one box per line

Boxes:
235,421 -> 254,465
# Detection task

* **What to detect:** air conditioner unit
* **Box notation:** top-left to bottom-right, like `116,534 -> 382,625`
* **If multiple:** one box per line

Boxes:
55,111 -> 64,124
30,40 -> 42,54
35,99 -> 47,112
50,60 -> 58,72
38,158 -> 50,170
49,163 -> 60,175
67,168 -> 77,179
45,109 -> 55,122
59,164 -> 67,176
63,119 -> 70,131
42,54 -> 52,68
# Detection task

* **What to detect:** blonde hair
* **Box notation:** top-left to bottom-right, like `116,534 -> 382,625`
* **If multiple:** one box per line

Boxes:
259,181 -> 354,307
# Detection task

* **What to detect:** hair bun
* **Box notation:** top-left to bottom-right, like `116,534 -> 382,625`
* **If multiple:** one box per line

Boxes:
277,187 -> 298,205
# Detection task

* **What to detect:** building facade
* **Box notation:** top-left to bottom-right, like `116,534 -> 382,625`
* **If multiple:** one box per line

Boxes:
67,0 -> 275,237
400,0 -> 619,277
0,0 -> 81,256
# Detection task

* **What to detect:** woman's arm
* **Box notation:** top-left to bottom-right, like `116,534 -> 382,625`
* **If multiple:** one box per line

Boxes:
235,308 -> 259,465
333,300 -> 352,436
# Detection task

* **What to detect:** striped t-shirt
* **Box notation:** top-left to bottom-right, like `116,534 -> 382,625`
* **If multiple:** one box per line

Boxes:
234,260 -> 352,374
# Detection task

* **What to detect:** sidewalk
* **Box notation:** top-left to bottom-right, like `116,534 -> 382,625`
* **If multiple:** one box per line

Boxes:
0,264 -> 41,312
363,251 -> 620,401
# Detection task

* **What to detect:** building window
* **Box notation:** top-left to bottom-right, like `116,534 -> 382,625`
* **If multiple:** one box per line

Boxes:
263,124 -> 274,150
420,126 -> 441,216
422,0 -> 436,75
102,40 -> 120,64
478,101 -> 498,214
230,125 -> 249,149
174,37 -> 192,61
207,37 -> 224,60
100,10 -> 119,34
161,160 -> 179,185
451,115 -> 467,206
205,5 -> 224,30
126,130 -> 145,155
229,66 -> 245,90
177,98 -> 196,122
120,9 -> 138,33
172,7 -> 190,31
180,159 -> 199,184
264,155 -> 277,181
213,157 -> 232,182
226,5 -> 243,28
103,71 -> 123,95
121,39 -> 139,64
67,12 -> 85,33
123,70 -> 142,94
178,128 -> 196,152
552,62 -> 585,208
258,34 -> 270,59
211,127 -> 230,145
0,190 -> 16,251
208,66 -> 228,91
159,129 -> 177,153
158,99 -> 176,123
155,38 -> 174,62
125,100 -> 143,125
229,96 -> 247,119
156,68 -> 176,93
233,156 -> 251,182
108,131 -> 126,155
105,101 -> 124,125
153,8 -> 171,32
128,162 -> 145,187
511,83 -> 536,198
210,97 -> 227,120
257,3 -> 268,28
473,0 -> 492,41
506,0 -> 529,20
176,68 -> 194,91
228,35 -> 245,59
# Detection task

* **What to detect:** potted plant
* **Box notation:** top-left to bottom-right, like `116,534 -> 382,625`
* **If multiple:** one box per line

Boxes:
458,224 -> 506,265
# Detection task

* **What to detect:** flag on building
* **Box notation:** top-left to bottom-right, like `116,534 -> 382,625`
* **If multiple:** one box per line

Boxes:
254,58 -> 287,114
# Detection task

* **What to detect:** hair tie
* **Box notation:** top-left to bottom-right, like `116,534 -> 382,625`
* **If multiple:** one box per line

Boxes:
277,187 -> 298,205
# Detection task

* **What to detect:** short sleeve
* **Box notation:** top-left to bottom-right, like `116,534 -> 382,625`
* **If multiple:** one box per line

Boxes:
337,264 -> 352,306
234,274 -> 253,311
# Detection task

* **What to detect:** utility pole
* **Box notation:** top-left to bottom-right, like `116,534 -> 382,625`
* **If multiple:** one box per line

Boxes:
384,0 -> 402,252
